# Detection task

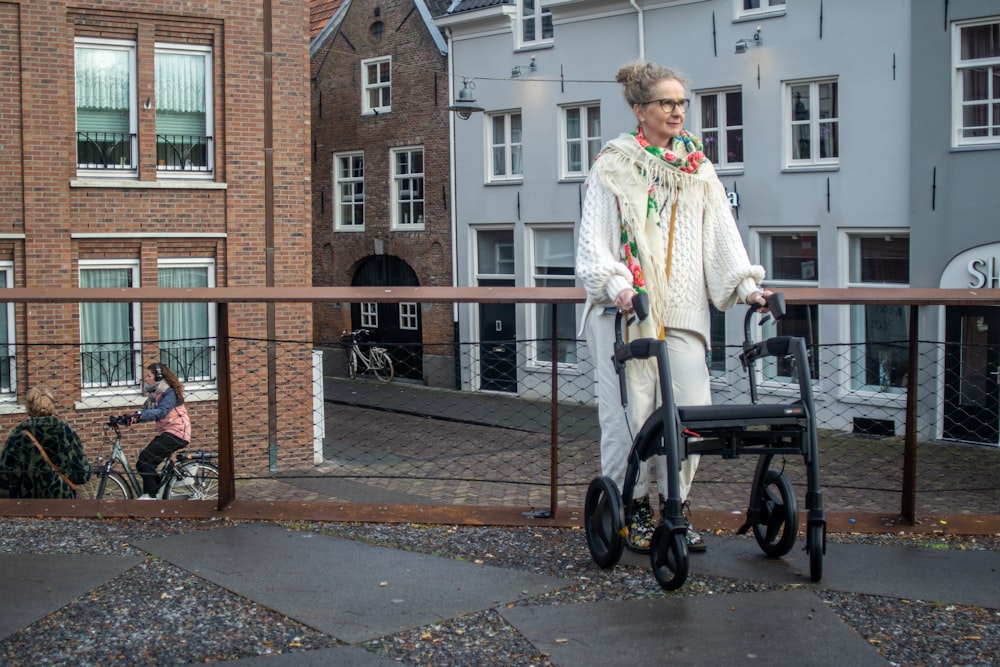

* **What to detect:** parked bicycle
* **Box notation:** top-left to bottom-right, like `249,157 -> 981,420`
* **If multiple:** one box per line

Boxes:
76,416 -> 219,500
341,328 -> 394,382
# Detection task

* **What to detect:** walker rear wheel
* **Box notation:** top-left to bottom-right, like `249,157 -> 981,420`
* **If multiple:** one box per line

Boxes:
650,523 -> 688,590
752,469 -> 799,558
584,476 -> 625,568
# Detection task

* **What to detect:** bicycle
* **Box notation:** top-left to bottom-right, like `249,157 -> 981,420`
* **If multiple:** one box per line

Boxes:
76,416 -> 220,501
341,328 -> 394,382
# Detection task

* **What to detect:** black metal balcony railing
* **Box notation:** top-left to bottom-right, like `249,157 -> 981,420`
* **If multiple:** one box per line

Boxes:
159,342 -> 216,382
0,353 -> 14,393
80,347 -> 141,388
156,134 -> 213,172
76,131 -> 136,170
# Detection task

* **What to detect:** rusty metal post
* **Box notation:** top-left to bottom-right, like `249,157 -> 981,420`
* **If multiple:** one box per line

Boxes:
216,303 -> 236,508
901,304 -> 919,524
549,305 -> 559,518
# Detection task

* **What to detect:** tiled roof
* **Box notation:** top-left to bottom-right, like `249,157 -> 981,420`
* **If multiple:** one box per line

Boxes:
443,0 -> 511,15
310,0 -> 346,41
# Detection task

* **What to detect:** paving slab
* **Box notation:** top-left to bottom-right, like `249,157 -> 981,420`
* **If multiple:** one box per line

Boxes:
135,523 -> 570,644
0,553 -> 143,640
502,588 -> 888,666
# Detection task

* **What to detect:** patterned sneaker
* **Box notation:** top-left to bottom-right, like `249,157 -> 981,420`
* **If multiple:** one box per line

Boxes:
626,497 -> 655,553
683,517 -> 707,553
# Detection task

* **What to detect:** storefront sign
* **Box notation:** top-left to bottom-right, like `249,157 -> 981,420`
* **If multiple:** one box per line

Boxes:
940,242 -> 1000,289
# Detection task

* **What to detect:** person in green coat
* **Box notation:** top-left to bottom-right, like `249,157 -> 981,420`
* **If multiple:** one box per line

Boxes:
0,387 -> 91,498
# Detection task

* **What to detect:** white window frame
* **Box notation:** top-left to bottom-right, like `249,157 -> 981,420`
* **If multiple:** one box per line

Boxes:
560,103 -> 601,180
843,232 -> 911,395
516,0 -> 553,49
528,226 -> 577,367
735,0 -> 785,20
157,258 -> 217,386
952,17 -> 1000,148
784,78 -> 839,169
400,303 -> 418,330
78,260 -> 141,399
0,263 -> 16,398
391,146 -> 425,230
154,43 -> 214,178
488,111 -> 523,183
361,302 -> 378,329
695,88 -> 744,172
333,151 -> 365,231
361,56 -> 391,115
74,38 -> 137,177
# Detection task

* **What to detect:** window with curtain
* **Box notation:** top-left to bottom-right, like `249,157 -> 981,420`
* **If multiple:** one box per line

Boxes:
334,152 -> 364,229
697,89 -> 743,169
489,112 -> 523,182
518,0 -> 553,47
0,265 -> 14,395
361,56 -> 391,114
759,232 -> 820,381
391,147 -> 424,229
80,264 -> 139,388
531,227 -> 576,365
562,104 -> 601,178
158,263 -> 215,382
738,0 -> 785,18
786,79 -> 839,167
848,235 -> 910,393
156,45 -> 212,173
75,39 -> 136,171
954,19 -> 1000,146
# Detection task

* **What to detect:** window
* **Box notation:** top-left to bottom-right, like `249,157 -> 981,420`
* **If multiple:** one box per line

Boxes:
391,147 -> 424,229
361,302 -> 378,328
361,56 -> 391,114
158,260 -> 216,382
530,227 -> 576,365
0,264 -> 14,395
953,18 -> 1000,147
75,39 -> 137,173
518,0 -> 553,48
847,235 -> 910,393
697,89 -> 743,170
786,79 -> 839,167
737,0 -> 785,19
400,303 -> 418,330
489,112 -> 523,182
708,304 -> 727,375
561,104 -> 601,179
79,261 -> 140,389
155,44 -> 213,175
759,233 -> 820,381
334,152 -> 365,230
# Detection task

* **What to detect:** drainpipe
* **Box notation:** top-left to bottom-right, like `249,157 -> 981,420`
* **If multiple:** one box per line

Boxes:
263,0 -> 279,472
446,28 -> 461,390
630,0 -> 645,61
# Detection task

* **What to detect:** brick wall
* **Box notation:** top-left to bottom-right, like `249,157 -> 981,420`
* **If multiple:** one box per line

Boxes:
4,1 -> 315,476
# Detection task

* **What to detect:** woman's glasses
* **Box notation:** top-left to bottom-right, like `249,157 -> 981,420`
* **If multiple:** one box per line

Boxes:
642,98 -> 690,113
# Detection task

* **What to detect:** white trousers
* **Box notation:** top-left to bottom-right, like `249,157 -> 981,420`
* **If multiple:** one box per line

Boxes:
586,308 -> 711,502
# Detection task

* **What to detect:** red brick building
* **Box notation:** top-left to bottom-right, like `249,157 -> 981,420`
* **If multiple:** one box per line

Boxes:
310,0 -> 455,387
0,1 -> 313,474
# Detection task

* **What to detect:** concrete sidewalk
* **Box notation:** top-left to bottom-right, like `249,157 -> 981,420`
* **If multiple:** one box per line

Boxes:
3,522 -> 998,665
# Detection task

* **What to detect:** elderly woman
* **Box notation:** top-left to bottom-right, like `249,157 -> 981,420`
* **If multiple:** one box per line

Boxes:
0,387 -> 91,498
577,60 -> 770,553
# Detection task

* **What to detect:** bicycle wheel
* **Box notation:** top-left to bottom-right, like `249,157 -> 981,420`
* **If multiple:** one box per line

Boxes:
77,471 -> 131,500
348,350 -> 358,379
751,468 -> 799,558
372,349 -> 394,383
167,460 -> 220,500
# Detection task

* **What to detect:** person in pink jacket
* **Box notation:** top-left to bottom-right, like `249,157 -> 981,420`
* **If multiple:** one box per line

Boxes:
120,362 -> 191,499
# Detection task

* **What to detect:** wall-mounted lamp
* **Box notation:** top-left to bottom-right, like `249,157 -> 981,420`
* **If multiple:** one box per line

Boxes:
511,55 -> 537,78
735,26 -> 763,54
447,77 -> 484,120
143,96 -> 151,109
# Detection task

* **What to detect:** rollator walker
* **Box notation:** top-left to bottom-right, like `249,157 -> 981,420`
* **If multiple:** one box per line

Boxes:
584,292 -> 826,590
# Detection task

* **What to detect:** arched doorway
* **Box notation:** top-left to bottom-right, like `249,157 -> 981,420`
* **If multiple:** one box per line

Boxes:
351,255 -> 422,381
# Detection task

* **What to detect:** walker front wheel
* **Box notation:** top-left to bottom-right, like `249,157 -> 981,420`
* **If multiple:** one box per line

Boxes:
584,476 -> 625,568
808,522 -> 825,582
752,469 -> 799,558
650,523 -> 688,590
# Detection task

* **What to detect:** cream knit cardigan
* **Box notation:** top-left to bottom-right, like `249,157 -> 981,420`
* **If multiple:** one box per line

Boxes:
577,133 -> 765,344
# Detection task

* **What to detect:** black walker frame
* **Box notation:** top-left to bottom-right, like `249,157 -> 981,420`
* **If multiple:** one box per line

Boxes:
584,292 -> 827,589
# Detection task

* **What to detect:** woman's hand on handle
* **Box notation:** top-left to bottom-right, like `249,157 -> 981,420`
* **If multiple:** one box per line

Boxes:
746,288 -> 775,313
614,287 -> 637,313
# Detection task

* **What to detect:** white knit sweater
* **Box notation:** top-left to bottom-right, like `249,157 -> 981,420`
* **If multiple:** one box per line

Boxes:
576,133 -> 764,344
